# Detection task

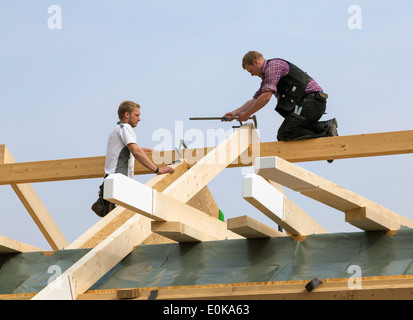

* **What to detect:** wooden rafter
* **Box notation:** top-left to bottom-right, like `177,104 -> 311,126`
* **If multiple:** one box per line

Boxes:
2,129 -> 413,185
32,213 -> 147,300
242,173 -> 327,236
0,145 -> 68,250
255,156 -> 413,231
0,235 -> 44,253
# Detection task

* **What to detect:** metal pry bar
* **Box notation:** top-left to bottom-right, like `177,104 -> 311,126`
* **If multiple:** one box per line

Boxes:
189,115 -> 257,129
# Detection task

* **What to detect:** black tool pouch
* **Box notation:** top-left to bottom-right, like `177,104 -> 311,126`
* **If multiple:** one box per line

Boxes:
91,182 -> 113,217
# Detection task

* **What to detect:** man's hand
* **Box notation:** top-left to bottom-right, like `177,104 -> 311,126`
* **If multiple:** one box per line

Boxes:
238,111 -> 250,122
157,166 -> 175,175
221,112 -> 237,122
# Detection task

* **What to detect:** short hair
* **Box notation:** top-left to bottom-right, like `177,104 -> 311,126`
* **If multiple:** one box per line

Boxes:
242,51 -> 264,69
118,100 -> 140,120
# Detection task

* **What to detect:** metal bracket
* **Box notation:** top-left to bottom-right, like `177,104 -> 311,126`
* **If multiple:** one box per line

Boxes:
171,139 -> 188,164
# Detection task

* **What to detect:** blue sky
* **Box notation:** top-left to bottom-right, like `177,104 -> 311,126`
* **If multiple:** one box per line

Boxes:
1,1 -> 413,249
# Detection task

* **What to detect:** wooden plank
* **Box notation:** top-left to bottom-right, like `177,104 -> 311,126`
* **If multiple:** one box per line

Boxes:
345,207 -> 400,231
7,275 -> 413,300
2,130 -> 413,184
0,145 -> 68,250
227,215 -> 285,238
103,173 -> 242,240
0,235 -> 44,253
242,173 -> 327,236
151,221 -> 218,242
32,213 -> 149,300
255,156 -> 413,231
117,288 -> 140,299
258,129 -> 413,162
77,275 -> 413,300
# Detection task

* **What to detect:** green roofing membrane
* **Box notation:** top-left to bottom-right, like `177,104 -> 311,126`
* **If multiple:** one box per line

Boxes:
1,228 -> 413,294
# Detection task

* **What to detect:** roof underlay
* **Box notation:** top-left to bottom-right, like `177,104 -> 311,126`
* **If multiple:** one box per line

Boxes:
2,228 -> 413,295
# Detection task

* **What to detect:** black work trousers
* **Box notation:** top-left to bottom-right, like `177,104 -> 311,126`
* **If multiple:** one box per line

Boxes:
276,94 -> 327,141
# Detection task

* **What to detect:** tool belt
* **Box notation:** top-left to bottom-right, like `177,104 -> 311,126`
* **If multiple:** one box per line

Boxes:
306,91 -> 328,101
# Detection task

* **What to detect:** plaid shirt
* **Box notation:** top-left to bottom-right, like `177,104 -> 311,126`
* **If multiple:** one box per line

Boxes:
253,59 -> 323,99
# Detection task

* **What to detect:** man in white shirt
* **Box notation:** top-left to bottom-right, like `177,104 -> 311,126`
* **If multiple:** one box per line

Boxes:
105,100 -> 174,177
93,100 -> 174,217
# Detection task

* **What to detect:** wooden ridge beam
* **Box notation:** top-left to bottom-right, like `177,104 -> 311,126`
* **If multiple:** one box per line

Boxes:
255,156 -> 413,231
2,129 -> 413,185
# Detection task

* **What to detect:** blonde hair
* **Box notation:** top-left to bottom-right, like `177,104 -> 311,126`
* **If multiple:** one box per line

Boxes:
118,100 -> 140,120
242,51 -> 264,69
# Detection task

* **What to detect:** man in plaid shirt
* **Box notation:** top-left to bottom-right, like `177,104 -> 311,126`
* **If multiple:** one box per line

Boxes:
222,51 -> 338,142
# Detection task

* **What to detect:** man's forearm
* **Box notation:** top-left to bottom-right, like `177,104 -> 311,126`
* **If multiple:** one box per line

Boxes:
128,144 -> 158,172
135,149 -> 158,172
245,91 -> 272,116
233,99 -> 256,115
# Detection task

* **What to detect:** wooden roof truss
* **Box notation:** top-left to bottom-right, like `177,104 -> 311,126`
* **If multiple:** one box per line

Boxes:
1,125 -> 413,299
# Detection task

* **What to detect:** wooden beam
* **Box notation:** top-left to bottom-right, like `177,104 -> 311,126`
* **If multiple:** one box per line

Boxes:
76,275 -> 413,300
32,213 -> 149,300
227,215 -> 285,238
7,275 -> 413,300
103,173 -> 242,240
3,129 -> 413,185
345,207 -> 400,231
151,221 -> 218,242
0,145 -> 68,250
242,173 -> 327,236
255,156 -> 413,231
0,235 -> 44,253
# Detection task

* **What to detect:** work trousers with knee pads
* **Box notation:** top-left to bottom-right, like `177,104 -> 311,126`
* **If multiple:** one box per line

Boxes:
276,93 -> 328,141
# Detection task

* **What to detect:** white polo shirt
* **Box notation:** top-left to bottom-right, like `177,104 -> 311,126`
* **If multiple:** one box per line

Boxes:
105,121 -> 137,178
